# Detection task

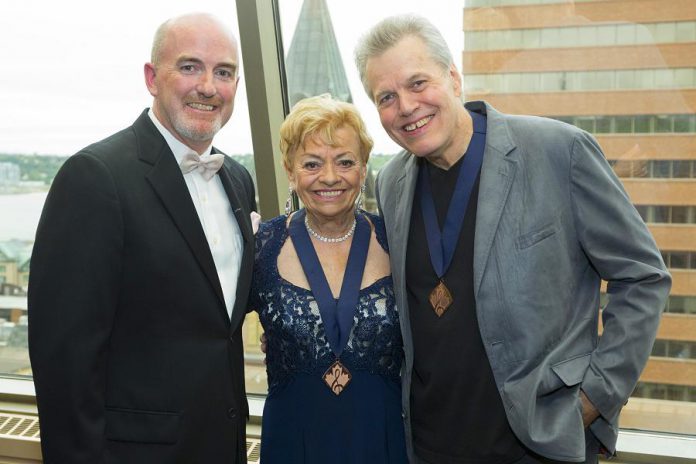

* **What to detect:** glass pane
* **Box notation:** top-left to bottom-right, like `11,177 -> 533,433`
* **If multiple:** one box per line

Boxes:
651,340 -> 668,357
615,116 -> 633,133
275,0 -> 696,441
673,160 -> 692,178
653,206 -> 670,223
541,72 -> 563,91
540,27 -> 560,47
563,26 -> 579,46
676,21 -> 696,41
616,70 -> 636,89
578,26 -> 596,46
634,116 -> 652,133
671,206 -> 689,223
654,69 -> 674,89
0,1 -> 259,384
616,24 -> 636,45
595,116 -> 612,133
522,29 -> 540,48
674,114 -> 696,133
673,68 -> 693,88
575,117 -> 595,133
635,205 -> 649,222
656,116 -> 673,132
667,341 -> 693,359
652,160 -> 672,178
670,252 -> 689,268
637,68 -> 655,88
655,22 -> 677,42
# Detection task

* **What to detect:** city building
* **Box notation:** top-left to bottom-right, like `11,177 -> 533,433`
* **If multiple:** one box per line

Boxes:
463,0 -> 696,433
284,0 -> 352,107
0,162 -> 20,187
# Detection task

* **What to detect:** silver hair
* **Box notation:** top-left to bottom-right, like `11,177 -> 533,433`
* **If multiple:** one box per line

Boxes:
354,14 -> 454,99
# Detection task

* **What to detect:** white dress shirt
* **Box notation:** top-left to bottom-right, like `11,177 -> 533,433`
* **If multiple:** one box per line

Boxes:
148,109 -> 243,318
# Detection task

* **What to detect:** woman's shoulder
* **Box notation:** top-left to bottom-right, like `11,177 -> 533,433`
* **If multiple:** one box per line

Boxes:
255,214 -> 288,250
361,210 -> 389,252
259,214 -> 287,231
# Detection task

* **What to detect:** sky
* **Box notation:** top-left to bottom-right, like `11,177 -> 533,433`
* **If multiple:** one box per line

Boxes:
0,0 -> 465,157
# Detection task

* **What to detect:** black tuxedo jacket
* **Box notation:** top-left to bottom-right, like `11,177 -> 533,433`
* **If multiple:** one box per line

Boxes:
28,110 -> 256,463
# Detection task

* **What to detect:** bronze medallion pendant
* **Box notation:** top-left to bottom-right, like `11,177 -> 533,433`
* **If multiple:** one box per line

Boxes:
429,280 -> 453,317
323,359 -> 352,395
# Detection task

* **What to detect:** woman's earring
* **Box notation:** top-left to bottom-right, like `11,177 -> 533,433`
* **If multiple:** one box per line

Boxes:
356,183 -> 366,212
285,186 -> 294,216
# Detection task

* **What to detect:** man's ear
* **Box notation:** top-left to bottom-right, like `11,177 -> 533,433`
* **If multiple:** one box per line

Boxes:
449,63 -> 463,98
144,63 -> 158,97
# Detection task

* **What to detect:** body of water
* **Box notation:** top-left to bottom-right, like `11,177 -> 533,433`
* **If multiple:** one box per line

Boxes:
0,192 -> 48,241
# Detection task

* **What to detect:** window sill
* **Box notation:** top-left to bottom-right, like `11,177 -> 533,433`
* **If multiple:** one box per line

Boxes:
1,379 -> 694,463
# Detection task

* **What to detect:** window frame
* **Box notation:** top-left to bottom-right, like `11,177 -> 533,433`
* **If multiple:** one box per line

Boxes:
1,1 -> 695,462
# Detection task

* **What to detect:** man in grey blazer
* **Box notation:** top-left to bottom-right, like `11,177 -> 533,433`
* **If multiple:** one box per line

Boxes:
355,15 -> 671,464
29,14 -> 255,463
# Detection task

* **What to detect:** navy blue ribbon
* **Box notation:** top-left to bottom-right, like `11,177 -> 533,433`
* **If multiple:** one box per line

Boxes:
417,110 -> 487,278
289,209 -> 370,357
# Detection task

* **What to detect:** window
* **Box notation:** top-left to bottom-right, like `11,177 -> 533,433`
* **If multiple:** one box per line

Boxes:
277,0 -> 696,442
673,161 -> 692,178
0,1 -> 258,383
465,21 -> 696,50
666,296 -> 696,314
460,0 -> 696,437
2,0 -> 695,456
551,115 -> 696,135
615,116 -> 633,133
636,206 -> 696,224
653,160 -> 672,178
465,68 -> 696,93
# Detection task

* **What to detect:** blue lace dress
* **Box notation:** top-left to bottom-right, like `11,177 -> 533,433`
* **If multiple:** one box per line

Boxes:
249,212 -> 407,464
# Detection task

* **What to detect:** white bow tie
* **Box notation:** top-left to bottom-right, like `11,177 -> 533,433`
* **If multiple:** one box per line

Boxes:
179,152 -> 224,181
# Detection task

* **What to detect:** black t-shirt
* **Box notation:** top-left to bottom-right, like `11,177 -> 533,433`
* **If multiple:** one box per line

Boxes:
405,155 -> 525,464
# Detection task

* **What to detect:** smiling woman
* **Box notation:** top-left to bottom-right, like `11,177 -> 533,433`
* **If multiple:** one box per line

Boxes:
248,94 -> 406,463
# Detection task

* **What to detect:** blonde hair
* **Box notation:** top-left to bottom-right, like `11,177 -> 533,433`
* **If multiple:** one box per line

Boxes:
280,94 -> 373,170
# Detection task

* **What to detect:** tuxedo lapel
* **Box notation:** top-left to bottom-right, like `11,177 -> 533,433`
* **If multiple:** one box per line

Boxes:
217,162 -> 255,331
471,104 -> 517,297
134,112 -> 227,311
217,159 -> 253,245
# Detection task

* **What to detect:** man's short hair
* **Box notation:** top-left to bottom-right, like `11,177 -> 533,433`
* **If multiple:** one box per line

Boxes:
354,14 -> 454,99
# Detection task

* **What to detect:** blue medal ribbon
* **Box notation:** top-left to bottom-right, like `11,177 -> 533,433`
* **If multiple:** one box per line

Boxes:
289,209 -> 371,357
417,110 -> 487,279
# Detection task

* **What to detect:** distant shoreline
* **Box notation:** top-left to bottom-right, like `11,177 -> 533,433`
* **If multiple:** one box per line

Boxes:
0,186 -> 50,195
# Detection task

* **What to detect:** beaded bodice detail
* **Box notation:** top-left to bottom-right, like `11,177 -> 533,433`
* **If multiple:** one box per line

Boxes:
250,212 -> 403,393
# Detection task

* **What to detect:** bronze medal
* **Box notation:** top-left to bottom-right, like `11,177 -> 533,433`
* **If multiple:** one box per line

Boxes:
323,359 -> 352,395
429,280 -> 453,317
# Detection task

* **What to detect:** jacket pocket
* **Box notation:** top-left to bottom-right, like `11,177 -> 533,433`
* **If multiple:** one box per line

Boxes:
538,353 -> 592,397
551,353 -> 592,387
516,222 -> 558,250
105,407 -> 181,444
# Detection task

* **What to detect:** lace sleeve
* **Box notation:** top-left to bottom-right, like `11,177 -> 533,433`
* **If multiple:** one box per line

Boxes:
248,215 -> 287,313
364,211 -> 390,253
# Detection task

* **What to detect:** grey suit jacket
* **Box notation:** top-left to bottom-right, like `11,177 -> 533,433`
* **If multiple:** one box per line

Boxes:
375,101 -> 671,462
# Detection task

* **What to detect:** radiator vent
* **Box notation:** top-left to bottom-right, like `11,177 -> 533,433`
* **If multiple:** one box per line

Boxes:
0,413 -> 40,441
247,437 -> 261,463
0,413 -> 262,462
0,413 -> 261,464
